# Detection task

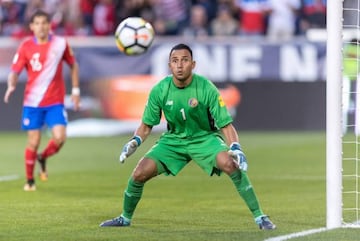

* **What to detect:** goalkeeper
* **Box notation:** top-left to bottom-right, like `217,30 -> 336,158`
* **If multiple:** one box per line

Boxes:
100,43 -> 276,230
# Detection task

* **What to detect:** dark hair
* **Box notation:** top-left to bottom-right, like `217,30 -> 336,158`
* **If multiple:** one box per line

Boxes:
169,43 -> 193,59
30,9 -> 51,23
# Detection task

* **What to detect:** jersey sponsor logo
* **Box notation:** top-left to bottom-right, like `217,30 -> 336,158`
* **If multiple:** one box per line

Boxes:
30,53 -> 42,72
218,96 -> 225,107
166,100 -> 173,106
188,98 -> 198,108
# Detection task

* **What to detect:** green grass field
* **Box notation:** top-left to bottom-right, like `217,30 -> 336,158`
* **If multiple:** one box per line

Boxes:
0,131 -> 359,241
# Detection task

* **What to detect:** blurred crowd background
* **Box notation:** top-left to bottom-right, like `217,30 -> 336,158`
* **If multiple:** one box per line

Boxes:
0,0 -> 333,41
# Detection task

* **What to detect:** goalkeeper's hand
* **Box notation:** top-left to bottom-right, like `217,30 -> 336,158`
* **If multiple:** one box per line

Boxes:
228,142 -> 248,171
119,135 -> 142,163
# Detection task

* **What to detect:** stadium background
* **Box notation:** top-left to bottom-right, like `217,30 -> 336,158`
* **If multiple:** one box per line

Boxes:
0,0 -> 334,134
0,37 -> 326,133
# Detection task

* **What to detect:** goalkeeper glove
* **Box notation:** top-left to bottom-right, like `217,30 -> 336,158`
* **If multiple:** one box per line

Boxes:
228,142 -> 248,171
119,135 -> 142,163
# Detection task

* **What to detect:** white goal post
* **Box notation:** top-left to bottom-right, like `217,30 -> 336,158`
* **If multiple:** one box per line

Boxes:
326,0 -> 343,229
327,0 -> 360,229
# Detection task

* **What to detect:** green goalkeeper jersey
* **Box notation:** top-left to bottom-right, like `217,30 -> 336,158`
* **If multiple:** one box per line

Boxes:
142,73 -> 233,138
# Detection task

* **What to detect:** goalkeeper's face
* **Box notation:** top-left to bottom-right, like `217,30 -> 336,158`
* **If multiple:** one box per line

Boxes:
168,49 -> 196,85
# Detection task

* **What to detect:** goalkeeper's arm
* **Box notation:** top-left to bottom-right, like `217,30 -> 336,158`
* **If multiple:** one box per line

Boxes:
119,122 -> 153,163
220,123 -> 239,145
134,122 -> 153,143
220,123 -> 248,171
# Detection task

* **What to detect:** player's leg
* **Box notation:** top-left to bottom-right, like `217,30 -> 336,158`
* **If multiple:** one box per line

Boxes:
100,136 -> 189,227
123,158 -> 159,220
38,105 -> 67,180
216,152 -> 276,230
38,124 -> 65,180
100,157 -> 159,227
21,106 -> 44,191
41,125 -> 66,158
121,137 -> 190,220
23,130 -> 42,191
216,152 -> 263,217
191,134 -> 275,229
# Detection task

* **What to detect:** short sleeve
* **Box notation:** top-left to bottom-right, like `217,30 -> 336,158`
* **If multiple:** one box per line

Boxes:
11,42 -> 27,74
142,86 -> 162,126
62,41 -> 76,66
208,82 -> 233,128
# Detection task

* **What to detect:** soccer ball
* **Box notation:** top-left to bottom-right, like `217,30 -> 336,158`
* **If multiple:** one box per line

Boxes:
115,17 -> 155,56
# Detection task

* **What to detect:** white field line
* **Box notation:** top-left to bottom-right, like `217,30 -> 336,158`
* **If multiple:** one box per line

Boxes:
0,174 -> 19,182
264,227 -> 328,241
343,223 -> 360,228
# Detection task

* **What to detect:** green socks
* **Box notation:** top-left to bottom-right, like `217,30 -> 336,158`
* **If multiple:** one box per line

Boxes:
121,171 -> 263,221
230,170 -> 263,219
122,177 -> 144,220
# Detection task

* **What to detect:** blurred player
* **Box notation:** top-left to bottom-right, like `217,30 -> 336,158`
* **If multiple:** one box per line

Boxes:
3,10 -> 80,191
342,38 -> 360,135
100,43 -> 276,230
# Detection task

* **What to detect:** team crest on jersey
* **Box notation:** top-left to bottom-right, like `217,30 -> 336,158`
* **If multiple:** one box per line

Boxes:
23,118 -> 30,126
188,98 -> 198,108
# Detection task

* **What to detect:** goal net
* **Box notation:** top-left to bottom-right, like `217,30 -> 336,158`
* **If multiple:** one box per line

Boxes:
342,0 -> 360,227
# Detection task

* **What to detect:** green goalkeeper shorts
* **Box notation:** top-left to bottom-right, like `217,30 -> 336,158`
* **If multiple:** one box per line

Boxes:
144,133 -> 229,176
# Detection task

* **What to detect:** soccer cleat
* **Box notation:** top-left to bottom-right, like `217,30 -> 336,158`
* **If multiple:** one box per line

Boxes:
256,215 -> 276,230
37,154 -> 48,181
99,216 -> 131,227
39,171 -> 48,181
23,180 -> 36,191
